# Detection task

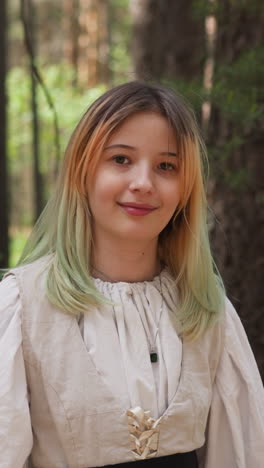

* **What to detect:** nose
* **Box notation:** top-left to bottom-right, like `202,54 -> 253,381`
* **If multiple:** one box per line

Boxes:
129,163 -> 154,193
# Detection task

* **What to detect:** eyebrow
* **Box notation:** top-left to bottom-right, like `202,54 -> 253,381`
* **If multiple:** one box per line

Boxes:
104,144 -> 178,157
104,144 -> 136,151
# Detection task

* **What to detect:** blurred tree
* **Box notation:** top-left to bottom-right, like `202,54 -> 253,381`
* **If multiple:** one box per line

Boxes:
63,0 -> 79,86
78,0 -> 110,86
130,0 -> 204,81
208,0 -> 264,376
21,0 -> 44,221
109,0 -> 132,84
0,0 -> 8,268
131,0 -> 264,378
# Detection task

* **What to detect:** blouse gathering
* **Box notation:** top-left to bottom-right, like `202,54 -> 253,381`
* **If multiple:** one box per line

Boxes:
0,269 -> 264,468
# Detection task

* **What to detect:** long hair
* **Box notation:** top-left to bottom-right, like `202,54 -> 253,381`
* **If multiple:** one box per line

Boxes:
17,81 -> 225,339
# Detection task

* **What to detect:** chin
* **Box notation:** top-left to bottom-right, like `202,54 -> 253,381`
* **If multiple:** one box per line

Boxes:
117,229 -> 159,243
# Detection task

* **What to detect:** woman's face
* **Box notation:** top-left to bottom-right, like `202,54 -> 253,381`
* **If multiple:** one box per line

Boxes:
88,111 -> 181,245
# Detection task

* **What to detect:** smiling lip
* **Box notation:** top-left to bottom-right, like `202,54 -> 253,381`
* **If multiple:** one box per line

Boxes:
117,202 -> 157,216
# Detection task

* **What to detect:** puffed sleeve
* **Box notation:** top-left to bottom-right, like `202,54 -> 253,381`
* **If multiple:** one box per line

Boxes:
0,275 -> 33,468
198,298 -> 264,468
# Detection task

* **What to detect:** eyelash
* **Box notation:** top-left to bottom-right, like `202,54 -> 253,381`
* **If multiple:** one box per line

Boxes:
113,155 -> 129,165
158,161 -> 176,171
112,155 -> 177,172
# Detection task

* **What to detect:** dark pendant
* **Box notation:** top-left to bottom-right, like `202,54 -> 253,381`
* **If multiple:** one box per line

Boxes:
150,352 -> 158,363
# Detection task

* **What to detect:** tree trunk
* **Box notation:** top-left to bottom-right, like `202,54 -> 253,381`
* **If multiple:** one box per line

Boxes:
208,0 -> 264,378
130,0 -> 264,378
63,0 -> 79,86
0,0 -> 9,268
26,0 -> 44,221
78,0 -> 110,87
130,0 -> 204,81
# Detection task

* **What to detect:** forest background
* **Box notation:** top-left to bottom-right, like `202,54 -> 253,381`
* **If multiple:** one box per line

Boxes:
0,0 -> 263,378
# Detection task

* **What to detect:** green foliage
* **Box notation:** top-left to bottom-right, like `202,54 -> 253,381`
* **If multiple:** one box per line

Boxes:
7,67 -> 32,172
212,46 -> 264,133
152,76 -> 205,117
208,135 -> 244,162
9,228 -> 30,267
8,63 -> 106,176
224,168 -> 251,191
205,45 -> 263,189
192,0 -> 220,19
160,43 -> 263,192
192,0 -> 263,20
7,63 -> 106,227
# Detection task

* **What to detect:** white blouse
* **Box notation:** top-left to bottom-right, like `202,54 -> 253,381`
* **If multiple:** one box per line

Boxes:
0,271 -> 264,467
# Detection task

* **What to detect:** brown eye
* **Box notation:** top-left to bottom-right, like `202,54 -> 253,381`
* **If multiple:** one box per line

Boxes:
113,155 -> 129,165
159,162 -> 176,171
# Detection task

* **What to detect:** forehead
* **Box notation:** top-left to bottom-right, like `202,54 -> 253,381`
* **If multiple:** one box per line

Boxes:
106,111 -> 177,149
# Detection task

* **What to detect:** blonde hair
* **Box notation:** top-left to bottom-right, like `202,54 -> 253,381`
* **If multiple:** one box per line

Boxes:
17,81 -> 225,339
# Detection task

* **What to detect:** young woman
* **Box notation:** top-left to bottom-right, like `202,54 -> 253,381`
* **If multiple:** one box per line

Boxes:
0,81 -> 263,468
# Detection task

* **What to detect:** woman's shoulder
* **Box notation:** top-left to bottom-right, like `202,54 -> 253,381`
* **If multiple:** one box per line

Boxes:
6,255 -> 52,285
10,254 -> 52,275
216,296 -> 246,350
223,296 -> 249,341
0,273 -> 20,305
0,274 -> 21,337
1,255 -> 52,306
219,296 -> 263,387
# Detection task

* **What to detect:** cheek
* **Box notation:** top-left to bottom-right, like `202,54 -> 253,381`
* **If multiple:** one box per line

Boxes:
88,176 -> 117,213
163,184 -> 181,211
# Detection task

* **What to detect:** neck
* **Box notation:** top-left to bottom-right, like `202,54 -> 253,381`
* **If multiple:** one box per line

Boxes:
91,236 -> 160,283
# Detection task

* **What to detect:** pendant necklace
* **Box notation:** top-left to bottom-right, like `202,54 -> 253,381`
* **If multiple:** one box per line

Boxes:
148,274 -> 164,363
136,274 -> 164,363
91,266 -> 164,363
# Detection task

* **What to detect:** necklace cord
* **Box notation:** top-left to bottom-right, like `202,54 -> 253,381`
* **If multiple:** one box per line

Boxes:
92,265 -> 164,363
